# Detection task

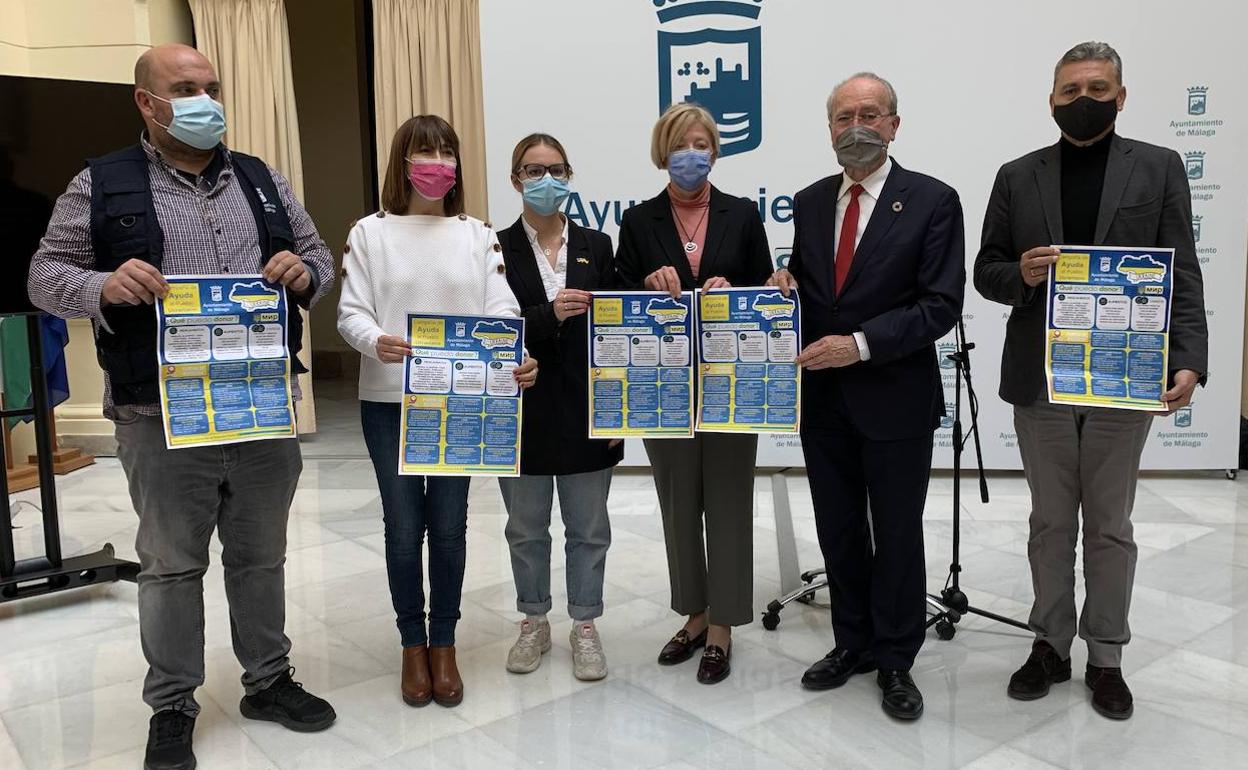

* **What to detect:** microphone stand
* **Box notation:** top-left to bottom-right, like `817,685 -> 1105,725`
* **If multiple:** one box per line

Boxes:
926,318 -> 1028,639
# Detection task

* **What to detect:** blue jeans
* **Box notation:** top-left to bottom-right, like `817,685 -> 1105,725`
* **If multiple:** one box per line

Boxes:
361,401 -> 470,648
498,468 -> 613,621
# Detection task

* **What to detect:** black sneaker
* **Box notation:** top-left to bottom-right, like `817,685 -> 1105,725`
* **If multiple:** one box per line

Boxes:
1007,640 -> 1072,700
240,668 -> 337,732
144,706 -> 196,770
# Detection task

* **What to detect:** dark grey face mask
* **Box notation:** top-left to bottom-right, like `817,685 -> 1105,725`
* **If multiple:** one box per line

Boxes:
834,125 -> 888,170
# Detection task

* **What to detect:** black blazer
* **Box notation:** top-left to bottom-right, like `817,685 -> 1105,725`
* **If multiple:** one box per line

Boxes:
789,160 -> 966,441
499,217 -> 623,475
974,135 -> 1209,406
615,186 -> 773,290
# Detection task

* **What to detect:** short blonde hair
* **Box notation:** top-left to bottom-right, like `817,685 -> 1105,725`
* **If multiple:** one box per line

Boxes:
650,102 -> 720,169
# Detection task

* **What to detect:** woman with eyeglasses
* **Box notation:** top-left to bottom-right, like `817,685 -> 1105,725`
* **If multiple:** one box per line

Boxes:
337,115 -> 538,709
616,102 -> 773,685
496,134 -> 623,681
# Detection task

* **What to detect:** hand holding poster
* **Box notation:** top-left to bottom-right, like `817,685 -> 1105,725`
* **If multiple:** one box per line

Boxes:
588,291 -> 695,438
1045,246 -> 1175,411
400,313 -> 525,476
696,287 -> 801,433
155,275 -> 296,449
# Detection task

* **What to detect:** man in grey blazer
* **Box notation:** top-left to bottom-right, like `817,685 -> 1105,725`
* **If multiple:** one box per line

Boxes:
974,41 -> 1207,720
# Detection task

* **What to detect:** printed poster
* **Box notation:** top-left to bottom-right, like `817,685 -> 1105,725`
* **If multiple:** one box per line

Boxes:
696,287 -> 801,433
1045,245 -> 1175,411
588,291 -> 694,438
155,275 -> 296,449
400,313 -> 525,476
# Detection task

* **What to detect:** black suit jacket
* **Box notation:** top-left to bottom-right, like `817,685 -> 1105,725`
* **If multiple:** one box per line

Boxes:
499,217 -> 623,475
789,160 -> 966,441
973,135 -> 1209,406
615,186 -> 773,290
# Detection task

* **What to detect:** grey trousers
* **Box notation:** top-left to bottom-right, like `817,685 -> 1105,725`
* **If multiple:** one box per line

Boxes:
498,468 -> 613,621
115,407 -> 301,715
644,433 -> 757,627
1014,402 -> 1152,667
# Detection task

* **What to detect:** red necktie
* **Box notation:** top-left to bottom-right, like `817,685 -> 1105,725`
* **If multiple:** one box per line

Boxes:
835,184 -> 864,295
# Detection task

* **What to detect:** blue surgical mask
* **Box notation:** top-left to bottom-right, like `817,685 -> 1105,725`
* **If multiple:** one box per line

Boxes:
522,174 -> 572,216
147,92 -> 226,150
667,148 -> 712,191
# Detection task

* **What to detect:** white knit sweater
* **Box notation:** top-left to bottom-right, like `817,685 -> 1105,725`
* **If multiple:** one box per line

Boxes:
337,212 -> 521,402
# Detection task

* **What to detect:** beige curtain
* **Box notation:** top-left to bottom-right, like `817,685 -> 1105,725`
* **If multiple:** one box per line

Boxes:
187,0 -> 318,432
372,0 -> 489,219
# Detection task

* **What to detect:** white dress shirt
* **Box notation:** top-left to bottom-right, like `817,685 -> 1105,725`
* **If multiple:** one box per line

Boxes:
834,157 -> 893,361
521,213 -> 569,302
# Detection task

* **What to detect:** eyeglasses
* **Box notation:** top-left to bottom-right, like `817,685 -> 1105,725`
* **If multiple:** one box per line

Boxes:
515,163 -> 571,181
831,111 -> 895,128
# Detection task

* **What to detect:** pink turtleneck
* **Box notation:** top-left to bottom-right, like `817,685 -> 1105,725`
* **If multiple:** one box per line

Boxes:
668,182 -> 711,280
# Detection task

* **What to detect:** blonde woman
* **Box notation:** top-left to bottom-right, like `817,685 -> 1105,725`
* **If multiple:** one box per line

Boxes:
615,102 -> 772,684
496,133 -> 623,681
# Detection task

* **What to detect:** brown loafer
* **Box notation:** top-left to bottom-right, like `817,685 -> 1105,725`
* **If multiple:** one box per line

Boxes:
657,628 -> 708,666
696,643 -> 731,685
401,645 -> 433,707
429,646 -> 464,707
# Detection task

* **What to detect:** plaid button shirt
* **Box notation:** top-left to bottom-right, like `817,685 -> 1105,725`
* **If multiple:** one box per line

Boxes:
28,136 -> 335,419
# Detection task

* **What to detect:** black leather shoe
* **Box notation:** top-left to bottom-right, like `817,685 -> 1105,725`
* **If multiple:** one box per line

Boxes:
877,669 -> 924,720
696,644 -> 731,684
1007,640 -> 1072,700
144,707 -> 196,770
801,648 -> 877,690
1086,665 -> 1133,720
240,668 -> 337,732
657,628 -> 707,665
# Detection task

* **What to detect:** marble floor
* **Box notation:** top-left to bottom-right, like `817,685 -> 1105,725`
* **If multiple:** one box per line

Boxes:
2,454 -> 1247,769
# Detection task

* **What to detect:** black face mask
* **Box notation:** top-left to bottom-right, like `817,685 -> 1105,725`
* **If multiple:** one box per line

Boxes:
1053,95 -> 1119,142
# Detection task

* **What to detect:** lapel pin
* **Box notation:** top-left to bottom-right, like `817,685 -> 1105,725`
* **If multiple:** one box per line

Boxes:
576,257 -> 590,264
892,201 -> 904,213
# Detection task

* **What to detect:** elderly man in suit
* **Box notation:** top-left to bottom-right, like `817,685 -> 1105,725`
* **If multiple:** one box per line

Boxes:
974,41 -> 1207,720
770,72 -> 965,720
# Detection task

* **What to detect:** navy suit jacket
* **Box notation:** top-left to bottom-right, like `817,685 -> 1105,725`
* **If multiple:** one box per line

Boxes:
789,160 -> 966,440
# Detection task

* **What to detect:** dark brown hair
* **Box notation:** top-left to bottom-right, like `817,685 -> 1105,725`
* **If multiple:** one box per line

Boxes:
509,133 -> 572,178
381,115 -> 465,216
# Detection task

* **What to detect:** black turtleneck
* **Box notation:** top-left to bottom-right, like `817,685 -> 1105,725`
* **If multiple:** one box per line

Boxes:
1059,131 -> 1114,245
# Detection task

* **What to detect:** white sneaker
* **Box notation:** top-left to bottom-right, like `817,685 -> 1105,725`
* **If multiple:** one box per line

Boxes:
571,622 -> 607,681
506,618 -> 551,674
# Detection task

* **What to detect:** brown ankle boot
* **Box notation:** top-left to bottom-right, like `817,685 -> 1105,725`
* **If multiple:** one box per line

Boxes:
401,645 -> 433,707
429,645 -> 463,707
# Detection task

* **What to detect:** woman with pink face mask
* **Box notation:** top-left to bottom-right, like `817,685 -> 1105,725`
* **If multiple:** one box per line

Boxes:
338,115 -> 536,709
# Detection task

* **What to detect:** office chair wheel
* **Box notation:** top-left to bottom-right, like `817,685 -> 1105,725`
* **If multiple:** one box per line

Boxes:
762,611 -> 780,631
1227,469 -> 1238,481
800,570 -> 818,583
935,619 -> 956,641
796,590 -> 817,605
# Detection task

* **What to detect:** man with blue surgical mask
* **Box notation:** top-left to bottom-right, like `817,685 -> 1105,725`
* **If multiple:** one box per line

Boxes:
28,43 -> 336,770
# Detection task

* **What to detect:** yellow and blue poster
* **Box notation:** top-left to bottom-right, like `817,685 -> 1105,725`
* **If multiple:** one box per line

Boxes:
155,275 -> 296,449
400,313 -> 525,476
696,287 -> 801,433
1045,245 -> 1175,411
588,291 -> 694,438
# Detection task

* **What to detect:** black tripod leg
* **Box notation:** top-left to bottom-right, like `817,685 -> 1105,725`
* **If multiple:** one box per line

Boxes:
963,604 -> 1030,631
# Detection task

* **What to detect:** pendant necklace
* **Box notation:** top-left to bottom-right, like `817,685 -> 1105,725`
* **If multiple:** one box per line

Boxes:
672,202 -> 708,253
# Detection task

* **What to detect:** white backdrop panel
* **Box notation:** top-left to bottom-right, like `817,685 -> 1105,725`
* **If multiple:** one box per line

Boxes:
480,0 -> 1247,469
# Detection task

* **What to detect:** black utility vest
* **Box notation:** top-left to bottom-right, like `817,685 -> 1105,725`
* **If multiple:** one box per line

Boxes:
86,145 -> 307,406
